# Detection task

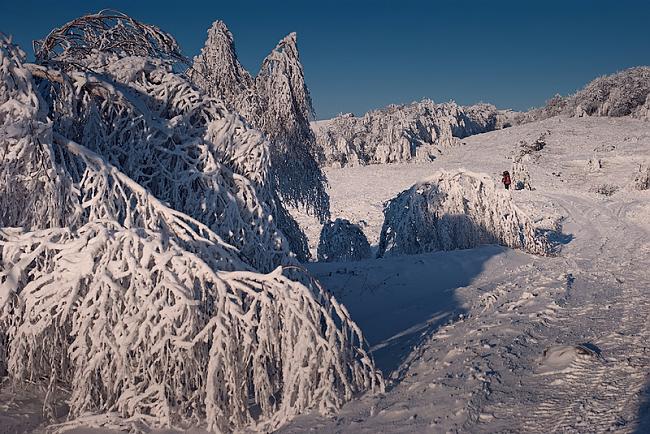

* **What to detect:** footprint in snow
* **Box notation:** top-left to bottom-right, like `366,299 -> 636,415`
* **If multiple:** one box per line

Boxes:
536,343 -> 604,374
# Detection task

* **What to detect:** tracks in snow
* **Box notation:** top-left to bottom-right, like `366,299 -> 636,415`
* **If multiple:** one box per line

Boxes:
495,192 -> 650,433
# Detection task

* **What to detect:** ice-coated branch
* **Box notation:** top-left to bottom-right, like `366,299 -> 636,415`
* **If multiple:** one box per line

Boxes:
34,10 -> 186,67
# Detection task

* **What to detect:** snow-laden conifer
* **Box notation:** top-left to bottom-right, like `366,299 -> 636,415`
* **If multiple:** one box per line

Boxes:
191,22 -> 330,239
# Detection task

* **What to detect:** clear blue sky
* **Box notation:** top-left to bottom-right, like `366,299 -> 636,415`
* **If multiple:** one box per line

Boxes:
1,0 -> 649,119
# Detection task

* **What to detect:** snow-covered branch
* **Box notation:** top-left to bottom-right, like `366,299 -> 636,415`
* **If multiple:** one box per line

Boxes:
0,223 -> 382,432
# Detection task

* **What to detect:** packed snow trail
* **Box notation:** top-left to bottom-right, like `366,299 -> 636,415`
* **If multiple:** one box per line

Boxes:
506,192 -> 650,433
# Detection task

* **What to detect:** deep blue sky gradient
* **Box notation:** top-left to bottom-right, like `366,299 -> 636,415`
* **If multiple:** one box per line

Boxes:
1,0 -> 648,119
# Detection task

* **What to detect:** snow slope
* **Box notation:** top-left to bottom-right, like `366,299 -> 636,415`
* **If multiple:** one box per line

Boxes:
282,115 -> 650,433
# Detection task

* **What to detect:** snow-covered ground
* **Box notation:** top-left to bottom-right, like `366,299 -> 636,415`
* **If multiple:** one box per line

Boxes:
285,115 -> 650,432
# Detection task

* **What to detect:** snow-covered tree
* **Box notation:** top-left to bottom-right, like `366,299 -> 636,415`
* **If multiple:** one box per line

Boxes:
191,22 -> 330,240
0,13 -> 381,432
317,218 -> 372,262
516,67 -> 650,123
313,100 -> 505,167
255,33 -> 329,221
377,170 -> 552,257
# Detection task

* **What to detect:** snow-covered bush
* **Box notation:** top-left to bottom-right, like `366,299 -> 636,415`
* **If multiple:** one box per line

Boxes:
587,157 -> 603,172
591,183 -> 619,196
0,14 -> 381,432
191,22 -> 330,234
377,170 -> 552,257
512,157 -> 533,190
516,67 -> 650,123
631,164 -> 650,190
317,218 -> 372,262
634,94 -> 650,120
518,131 -> 548,157
313,100 -> 504,167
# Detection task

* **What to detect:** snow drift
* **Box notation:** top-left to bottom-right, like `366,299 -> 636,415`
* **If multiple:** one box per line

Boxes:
0,13 -> 381,433
317,218 -> 372,262
377,170 -> 552,257
313,100 -> 505,167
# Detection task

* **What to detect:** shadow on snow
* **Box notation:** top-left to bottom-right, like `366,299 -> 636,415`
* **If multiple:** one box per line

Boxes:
634,381 -> 650,433
307,244 -> 509,377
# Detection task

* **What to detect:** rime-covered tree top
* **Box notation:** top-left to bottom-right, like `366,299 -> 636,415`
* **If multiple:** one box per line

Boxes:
256,32 -> 315,144
191,21 -> 330,229
191,21 -> 255,115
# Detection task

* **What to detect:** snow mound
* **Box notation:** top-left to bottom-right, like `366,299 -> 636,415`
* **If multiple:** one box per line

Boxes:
0,18 -> 381,433
377,170 -> 552,257
317,218 -> 372,262
537,344 -> 602,374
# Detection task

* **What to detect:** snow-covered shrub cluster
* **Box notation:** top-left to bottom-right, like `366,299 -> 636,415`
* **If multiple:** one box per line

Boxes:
377,170 -> 552,257
317,218 -> 372,262
313,100 -> 505,167
630,164 -> 650,190
572,67 -> 650,118
512,157 -> 533,190
190,21 -> 329,233
516,67 -> 650,123
592,183 -> 619,196
518,131 -> 549,156
0,13 -> 381,432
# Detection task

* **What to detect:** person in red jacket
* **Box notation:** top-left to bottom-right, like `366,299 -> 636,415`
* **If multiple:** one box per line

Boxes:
502,170 -> 512,190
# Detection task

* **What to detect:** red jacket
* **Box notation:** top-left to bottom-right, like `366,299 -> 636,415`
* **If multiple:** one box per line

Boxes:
502,173 -> 511,185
